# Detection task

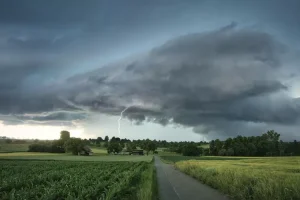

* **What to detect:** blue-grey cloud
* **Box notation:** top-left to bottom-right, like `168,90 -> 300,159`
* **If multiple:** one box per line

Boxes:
0,1 -> 300,139
55,25 -> 299,137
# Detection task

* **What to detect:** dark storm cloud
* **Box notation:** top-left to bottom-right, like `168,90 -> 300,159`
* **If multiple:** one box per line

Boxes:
54,24 -> 300,139
0,0 -> 188,33
6,36 -> 74,51
1,0 -> 300,139
1,23 -> 299,139
0,0 -> 186,120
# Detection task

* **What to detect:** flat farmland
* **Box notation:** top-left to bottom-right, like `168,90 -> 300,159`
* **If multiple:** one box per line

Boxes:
175,156 -> 300,200
0,160 -> 157,200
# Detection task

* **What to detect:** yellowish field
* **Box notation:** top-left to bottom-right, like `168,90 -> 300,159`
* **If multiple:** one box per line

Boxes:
175,157 -> 300,200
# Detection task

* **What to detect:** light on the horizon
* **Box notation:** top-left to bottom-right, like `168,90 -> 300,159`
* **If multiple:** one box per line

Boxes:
0,121 -> 85,140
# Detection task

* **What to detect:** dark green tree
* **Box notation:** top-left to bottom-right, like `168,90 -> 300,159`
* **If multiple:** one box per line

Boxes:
5,139 -> 12,144
247,143 -> 257,156
143,140 -> 157,155
226,148 -> 234,156
107,142 -> 122,154
182,144 -> 202,156
218,149 -> 227,156
104,142 -> 109,148
64,138 -> 84,155
96,137 -> 103,145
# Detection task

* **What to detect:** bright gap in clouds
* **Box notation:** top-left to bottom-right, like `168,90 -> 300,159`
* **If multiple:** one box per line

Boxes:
0,121 -> 85,140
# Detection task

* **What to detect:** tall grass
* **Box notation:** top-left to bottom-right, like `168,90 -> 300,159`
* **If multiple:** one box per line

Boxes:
161,155 -> 246,163
175,157 -> 300,200
137,158 -> 158,200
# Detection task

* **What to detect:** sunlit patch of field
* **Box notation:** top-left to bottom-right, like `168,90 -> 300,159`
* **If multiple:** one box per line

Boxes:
175,157 -> 300,200
199,144 -> 209,149
90,147 -> 107,154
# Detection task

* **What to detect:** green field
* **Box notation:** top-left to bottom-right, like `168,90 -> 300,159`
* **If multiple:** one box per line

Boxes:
0,160 -> 157,200
0,143 -> 31,153
90,147 -> 108,154
175,157 -> 300,200
0,152 -> 153,162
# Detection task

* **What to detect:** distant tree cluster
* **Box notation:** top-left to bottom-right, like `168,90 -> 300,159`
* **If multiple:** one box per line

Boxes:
209,130 -> 300,156
100,137 -> 158,155
28,140 -> 65,153
28,131 -> 70,153
182,144 -> 202,156
107,142 -> 122,154
28,131 -> 94,155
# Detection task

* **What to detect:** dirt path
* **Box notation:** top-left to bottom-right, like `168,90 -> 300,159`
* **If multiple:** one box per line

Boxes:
154,156 -> 229,200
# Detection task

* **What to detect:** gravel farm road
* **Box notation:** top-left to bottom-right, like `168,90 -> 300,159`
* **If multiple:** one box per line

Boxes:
154,156 -> 229,200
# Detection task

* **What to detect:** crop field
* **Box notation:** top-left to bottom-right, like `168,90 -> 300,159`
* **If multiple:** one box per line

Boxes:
0,160 -> 157,200
0,152 -> 153,162
175,157 -> 300,200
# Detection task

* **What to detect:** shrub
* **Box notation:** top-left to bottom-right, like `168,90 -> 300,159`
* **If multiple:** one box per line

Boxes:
218,149 -> 227,156
226,148 -> 235,156
182,144 -> 202,156
28,140 -> 65,153
64,138 -> 84,155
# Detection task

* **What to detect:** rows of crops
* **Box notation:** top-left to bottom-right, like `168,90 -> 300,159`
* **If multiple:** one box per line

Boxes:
0,160 -> 153,200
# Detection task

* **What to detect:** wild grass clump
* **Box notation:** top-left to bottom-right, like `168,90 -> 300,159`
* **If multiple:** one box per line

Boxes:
137,158 -> 158,200
175,157 -> 300,200
161,155 -> 245,163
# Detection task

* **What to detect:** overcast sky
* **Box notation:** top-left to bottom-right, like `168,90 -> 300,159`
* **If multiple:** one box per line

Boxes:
0,0 -> 300,141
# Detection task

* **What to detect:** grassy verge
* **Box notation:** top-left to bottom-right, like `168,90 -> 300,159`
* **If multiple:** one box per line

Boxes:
175,157 -> 300,200
137,158 -> 158,200
161,155 -> 248,163
159,156 -> 175,164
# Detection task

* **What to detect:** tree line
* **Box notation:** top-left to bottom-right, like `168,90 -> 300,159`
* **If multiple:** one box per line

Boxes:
28,131 -> 90,155
10,129 -> 300,157
209,130 -> 300,156
94,130 -> 300,157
